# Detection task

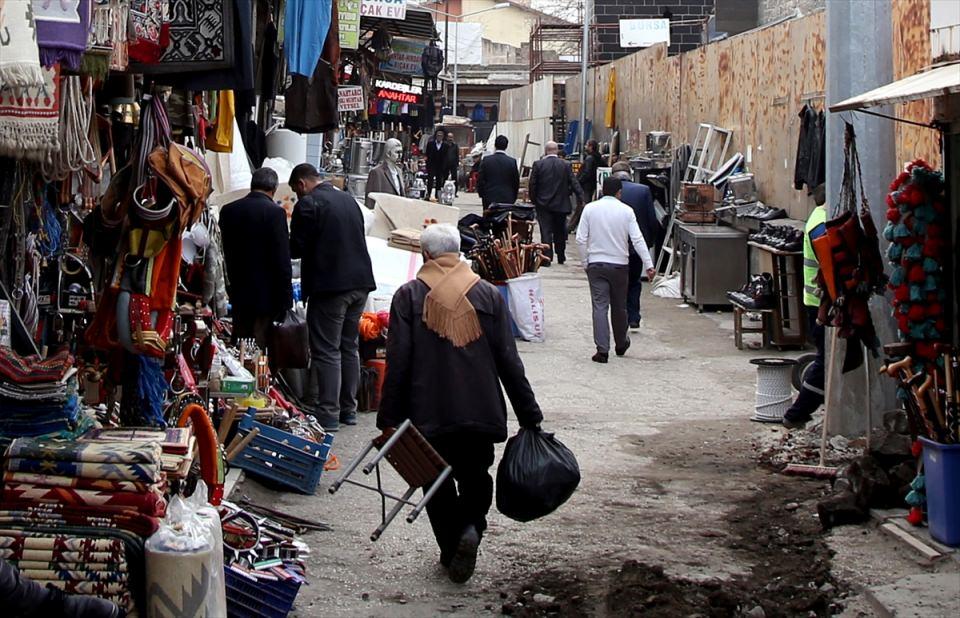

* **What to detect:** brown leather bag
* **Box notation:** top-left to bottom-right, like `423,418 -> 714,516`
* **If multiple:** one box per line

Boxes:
269,308 -> 309,369
148,144 -> 211,228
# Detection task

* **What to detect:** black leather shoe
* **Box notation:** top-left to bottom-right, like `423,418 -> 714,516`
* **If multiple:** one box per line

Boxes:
616,337 -> 631,357
592,351 -> 609,364
448,526 -> 480,583
629,321 -> 641,329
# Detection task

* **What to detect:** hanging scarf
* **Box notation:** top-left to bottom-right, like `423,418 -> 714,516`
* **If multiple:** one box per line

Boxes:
284,0 -> 333,77
0,64 -> 61,161
417,253 -> 482,348
0,0 -> 44,87
32,0 -> 93,71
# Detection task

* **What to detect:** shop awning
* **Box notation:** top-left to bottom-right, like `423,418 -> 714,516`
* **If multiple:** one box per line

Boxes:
361,8 -> 437,40
830,61 -> 960,112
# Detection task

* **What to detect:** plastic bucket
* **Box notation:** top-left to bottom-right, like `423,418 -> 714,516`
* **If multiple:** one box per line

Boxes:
919,438 -> 960,546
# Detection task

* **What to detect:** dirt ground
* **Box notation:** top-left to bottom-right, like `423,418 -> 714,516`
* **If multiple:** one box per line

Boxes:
233,196 -> 957,616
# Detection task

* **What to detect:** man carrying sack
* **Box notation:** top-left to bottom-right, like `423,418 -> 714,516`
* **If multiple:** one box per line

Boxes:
377,224 -> 543,584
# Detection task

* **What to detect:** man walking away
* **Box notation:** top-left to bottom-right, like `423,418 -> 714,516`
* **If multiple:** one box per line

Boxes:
576,177 -> 655,363
477,135 -> 519,209
445,132 -> 460,197
289,164 -> 376,431
425,129 -> 448,201
219,167 -> 292,347
377,224 -> 543,584
570,139 -> 603,229
612,162 -> 661,329
783,204 -> 827,429
421,39 -> 444,92
528,141 -> 584,264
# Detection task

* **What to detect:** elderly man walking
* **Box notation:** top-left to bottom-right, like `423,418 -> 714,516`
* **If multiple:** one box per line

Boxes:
377,224 -> 543,584
528,141 -> 584,264
576,177 -> 655,363
611,162 -> 661,329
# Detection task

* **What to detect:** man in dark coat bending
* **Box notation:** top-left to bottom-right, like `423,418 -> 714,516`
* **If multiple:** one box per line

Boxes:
377,224 -> 543,584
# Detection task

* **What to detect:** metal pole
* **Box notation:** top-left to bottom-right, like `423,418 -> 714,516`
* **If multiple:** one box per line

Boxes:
453,19 -> 460,114
578,0 -> 590,161
444,0 -> 449,102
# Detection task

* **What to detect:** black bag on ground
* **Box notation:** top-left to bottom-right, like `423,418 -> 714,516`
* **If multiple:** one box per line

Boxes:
496,428 -> 580,522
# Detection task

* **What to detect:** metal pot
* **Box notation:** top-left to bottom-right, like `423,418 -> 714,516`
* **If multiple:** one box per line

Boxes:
351,139 -> 373,174
370,140 -> 386,166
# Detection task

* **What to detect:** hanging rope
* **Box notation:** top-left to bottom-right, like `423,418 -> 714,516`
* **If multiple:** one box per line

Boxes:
133,93 -> 172,187
137,355 -> 169,428
34,188 -> 63,258
42,76 -> 97,181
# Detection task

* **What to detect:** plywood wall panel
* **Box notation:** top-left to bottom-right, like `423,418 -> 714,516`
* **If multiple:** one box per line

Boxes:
891,0 -> 941,168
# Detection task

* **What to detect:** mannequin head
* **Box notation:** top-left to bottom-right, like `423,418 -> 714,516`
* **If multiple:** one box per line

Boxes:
385,138 -> 403,165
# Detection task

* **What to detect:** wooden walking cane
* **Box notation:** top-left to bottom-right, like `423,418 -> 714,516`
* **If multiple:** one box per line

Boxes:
785,327 -> 840,478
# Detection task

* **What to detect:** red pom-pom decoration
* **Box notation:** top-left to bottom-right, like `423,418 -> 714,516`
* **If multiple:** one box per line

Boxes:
927,303 -> 943,317
908,305 -> 925,321
886,208 -> 901,222
890,171 -> 910,191
907,507 -> 923,526
894,286 -> 910,302
936,319 -> 946,332
908,264 -> 925,282
911,440 -> 923,457
916,342 -> 937,360
897,314 -> 910,333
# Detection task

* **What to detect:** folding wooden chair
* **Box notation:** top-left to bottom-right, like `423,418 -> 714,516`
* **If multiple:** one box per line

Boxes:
329,419 -> 452,541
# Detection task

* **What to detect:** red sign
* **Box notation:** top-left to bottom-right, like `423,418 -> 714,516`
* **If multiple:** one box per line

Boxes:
377,89 -> 421,104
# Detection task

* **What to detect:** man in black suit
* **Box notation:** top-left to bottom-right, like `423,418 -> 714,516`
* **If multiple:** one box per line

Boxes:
528,141 -> 584,264
445,132 -> 460,197
289,163 -> 376,431
424,128 -> 448,201
476,135 -> 519,209
613,163 -> 661,328
570,139 -> 603,229
219,168 -> 292,347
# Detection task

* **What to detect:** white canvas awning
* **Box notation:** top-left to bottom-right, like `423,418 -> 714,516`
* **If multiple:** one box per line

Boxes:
830,61 -> 960,112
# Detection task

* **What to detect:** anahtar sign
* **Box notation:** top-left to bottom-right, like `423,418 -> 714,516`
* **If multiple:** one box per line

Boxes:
361,0 -> 406,20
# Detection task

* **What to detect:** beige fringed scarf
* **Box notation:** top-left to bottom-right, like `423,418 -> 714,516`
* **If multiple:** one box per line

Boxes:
0,0 -> 44,88
418,253 -> 482,348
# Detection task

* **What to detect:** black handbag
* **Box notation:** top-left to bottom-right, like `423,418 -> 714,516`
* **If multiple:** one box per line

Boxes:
269,308 -> 309,369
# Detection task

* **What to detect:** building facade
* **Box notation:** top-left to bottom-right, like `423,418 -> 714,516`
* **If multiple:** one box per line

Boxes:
592,0 -> 715,62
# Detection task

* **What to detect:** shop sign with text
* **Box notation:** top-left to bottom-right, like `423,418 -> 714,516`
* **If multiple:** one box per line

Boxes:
338,0 -> 361,49
374,79 -> 422,104
361,0 -> 406,20
338,86 -> 366,112
619,19 -> 670,48
379,37 -> 426,75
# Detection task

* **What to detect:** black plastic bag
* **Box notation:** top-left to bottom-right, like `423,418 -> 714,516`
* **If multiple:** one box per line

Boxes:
496,428 -> 580,522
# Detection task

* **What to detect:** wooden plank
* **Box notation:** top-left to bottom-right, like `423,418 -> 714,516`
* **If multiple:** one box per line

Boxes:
879,521 -> 945,562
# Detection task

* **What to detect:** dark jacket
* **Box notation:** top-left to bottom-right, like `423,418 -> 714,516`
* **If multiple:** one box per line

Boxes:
794,106 -> 826,194
421,44 -> 443,77
289,183 -> 375,299
620,181 -> 661,275
377,278 -> 543,441
477,151 -> 519,207
528,155 -> 584,213
218,192 -> 292,317
577,152 -> 603,200
424,139 -> 448,175
445,140 -> 460,172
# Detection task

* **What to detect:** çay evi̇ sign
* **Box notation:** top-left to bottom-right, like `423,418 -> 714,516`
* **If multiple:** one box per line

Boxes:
361,0 -> 406,20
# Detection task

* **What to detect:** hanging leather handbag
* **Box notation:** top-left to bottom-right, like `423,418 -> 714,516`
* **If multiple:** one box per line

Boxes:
269,308 -> 309,369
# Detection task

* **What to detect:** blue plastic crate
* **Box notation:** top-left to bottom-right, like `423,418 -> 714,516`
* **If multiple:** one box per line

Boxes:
225,568 -> 302,618
232,409 -> 335,494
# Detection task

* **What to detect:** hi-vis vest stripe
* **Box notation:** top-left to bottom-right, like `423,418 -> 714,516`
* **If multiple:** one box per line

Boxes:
803,206 -> 827,307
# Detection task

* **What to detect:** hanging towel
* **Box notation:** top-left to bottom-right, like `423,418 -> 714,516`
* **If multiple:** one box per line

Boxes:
0,65 -> 62,161
205,90 -> 235,153
284,0 -> 333,77
32,0 -> 93,71
0,0 -> 44,87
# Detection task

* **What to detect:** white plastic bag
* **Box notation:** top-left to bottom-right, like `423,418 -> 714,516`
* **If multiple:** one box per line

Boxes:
506,273 -> 545,343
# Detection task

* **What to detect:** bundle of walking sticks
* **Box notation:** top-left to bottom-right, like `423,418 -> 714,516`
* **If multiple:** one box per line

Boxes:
879,342 -> 960,444
465,214 -> 551,281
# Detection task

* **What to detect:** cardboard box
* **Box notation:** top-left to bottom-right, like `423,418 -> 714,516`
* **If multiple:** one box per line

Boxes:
681,183 -> 717,211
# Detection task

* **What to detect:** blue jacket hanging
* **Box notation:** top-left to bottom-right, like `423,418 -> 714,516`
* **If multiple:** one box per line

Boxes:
285,0 -> 333,77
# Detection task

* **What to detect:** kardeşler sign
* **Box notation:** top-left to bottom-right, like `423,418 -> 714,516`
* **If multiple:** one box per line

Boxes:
338,86 -> 365,112
619,18 -> 670,48
361,0 -> 406,20
374,79 -> 422,104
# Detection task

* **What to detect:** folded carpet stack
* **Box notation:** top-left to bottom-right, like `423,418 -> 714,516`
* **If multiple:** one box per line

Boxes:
0,527 -> 145,614
0,348 -> 83,447
0,437 -> 166,537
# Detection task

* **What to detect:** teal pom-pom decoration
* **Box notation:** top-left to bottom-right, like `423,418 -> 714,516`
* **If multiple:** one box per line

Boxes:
890,266 -> 905,286
923,257 -> 940,273
910,285 -> 923,301
911,475 -> 925,491
925,275 -> 938,292
887,243 -> 903,262
909,324 -> 926,339
914,203 -> 936,224
905,490 -> 925,507
904,244 -> 923,261
898,303 -> 910,315
893,223 -> 911,238
883,221 -> 896,241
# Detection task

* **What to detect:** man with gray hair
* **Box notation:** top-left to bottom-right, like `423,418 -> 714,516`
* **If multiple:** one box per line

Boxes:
378,224 -> 543,583
219,167 -> 292,347
611,161 -> 661,328
528,141 -> 584,264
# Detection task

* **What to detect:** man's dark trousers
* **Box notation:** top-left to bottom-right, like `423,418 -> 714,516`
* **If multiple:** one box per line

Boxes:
427,172 -> 445,200
784,307 -> 825,421
423,433 -> 495,563
536,208 -> 568,262
305,289 -> 368,425
587,263 -> 629,353
627,273 -> 643,325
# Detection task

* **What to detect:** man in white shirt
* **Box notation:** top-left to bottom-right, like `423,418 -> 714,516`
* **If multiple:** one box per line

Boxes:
576,177 -> 655,363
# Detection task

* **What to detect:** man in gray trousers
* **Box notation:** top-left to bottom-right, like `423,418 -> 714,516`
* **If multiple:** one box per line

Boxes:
576,177 -> 655,364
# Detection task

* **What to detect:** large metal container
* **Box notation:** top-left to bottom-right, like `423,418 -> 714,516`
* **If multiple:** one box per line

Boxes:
350,139 -> 373,174
677,224 -> 747,308
370,140 -> 386,165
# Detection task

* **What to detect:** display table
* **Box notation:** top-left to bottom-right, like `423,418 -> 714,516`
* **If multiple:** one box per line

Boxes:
748,242 -> 807,349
